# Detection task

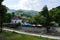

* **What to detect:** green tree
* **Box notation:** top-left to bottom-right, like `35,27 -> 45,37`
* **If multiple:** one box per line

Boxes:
40,5 -> 52,33
48,6 -> 60,26
5,13 -> 12,23
29,5 -> 60,33
0,0 -> 7,32
12,12 -> 15,17
20,13 -> 32,17
28,13 -> 47,26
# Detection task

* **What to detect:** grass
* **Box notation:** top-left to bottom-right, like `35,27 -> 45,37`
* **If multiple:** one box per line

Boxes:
0,30 -> 56,40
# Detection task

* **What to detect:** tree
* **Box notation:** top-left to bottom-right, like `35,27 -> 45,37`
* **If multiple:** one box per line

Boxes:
5,13 -> 12,23
40,5 -> 52,33
28,13 -> 47,27
12,12 -> 15,17
0,0 -> 7,32
49,6 -> 60,26
29,5 -> 60,33
20,13 -> 32,17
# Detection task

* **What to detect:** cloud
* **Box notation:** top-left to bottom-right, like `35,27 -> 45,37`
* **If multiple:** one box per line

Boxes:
46,0 -> 60,10
15,0 -> 45,11
3,0 -> 60,11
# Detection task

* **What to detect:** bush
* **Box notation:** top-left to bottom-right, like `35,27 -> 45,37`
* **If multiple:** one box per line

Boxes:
17,22 -> 21,27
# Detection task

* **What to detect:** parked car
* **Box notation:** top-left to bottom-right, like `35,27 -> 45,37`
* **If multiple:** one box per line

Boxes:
21,23 -> 32,27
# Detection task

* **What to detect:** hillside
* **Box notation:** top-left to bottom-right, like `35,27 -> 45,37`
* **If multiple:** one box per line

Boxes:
7,9 -> 38,16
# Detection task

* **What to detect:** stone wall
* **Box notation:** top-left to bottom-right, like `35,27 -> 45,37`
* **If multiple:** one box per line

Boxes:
21,27 -> 60,33
56,27 -> 60,33
21,27 -> 46,33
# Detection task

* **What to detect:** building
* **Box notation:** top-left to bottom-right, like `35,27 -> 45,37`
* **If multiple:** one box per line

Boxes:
11,15 -> 28,23
11,15 -> 22,23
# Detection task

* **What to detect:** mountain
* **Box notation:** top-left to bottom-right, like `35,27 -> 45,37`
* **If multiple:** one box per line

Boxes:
7,9 -> 16,13
15,9 -> 38,16
7,9 -> 38,17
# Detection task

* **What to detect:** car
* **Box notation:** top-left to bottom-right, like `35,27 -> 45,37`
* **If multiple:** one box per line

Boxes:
21,23 -> 32,27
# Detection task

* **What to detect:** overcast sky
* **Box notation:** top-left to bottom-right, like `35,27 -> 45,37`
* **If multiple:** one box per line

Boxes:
2,0 -> 60,11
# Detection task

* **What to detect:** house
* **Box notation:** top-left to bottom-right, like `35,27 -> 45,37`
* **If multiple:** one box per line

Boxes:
11,15 -> 28,23
11,15 -> 22,23
11,15 -> 33,26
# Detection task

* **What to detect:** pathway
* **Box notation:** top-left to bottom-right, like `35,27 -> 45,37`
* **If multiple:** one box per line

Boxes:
3,28 -> 60,40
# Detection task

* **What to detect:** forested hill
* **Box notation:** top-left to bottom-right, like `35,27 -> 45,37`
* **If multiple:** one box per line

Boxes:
8,9 -> 38,14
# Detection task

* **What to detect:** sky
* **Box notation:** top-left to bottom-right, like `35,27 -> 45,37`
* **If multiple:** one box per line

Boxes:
2,0 -> 60,11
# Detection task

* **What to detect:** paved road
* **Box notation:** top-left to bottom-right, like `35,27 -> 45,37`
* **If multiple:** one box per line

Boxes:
3,28 -> 60,40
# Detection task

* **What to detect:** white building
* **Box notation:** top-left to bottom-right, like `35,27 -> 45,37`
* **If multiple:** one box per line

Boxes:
11,15 -> 22,23
11,15 -> 28,24
11,19 -> 22,23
